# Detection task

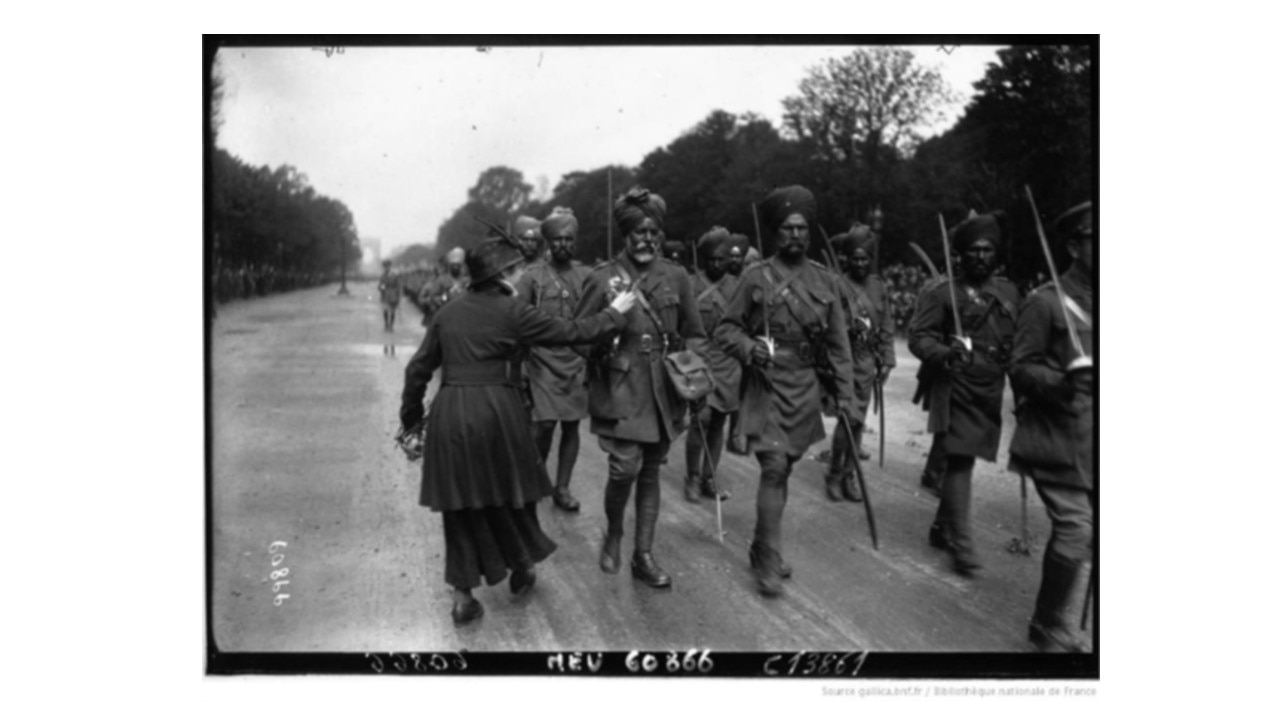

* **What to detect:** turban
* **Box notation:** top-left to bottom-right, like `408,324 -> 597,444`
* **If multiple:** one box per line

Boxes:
744,247 -> 760,263
541,206 -> 579,238
466,236 -> 522,285
444,247 -> 466,264
613,186 -> 667,234
662,239 -> 686,260
1055,202 -> 1093,240
697,226 -> 731,255
950,210 -> 1005,251
759,185 -> 817,232
513,215 -> 542,240
728,233 -> 748,256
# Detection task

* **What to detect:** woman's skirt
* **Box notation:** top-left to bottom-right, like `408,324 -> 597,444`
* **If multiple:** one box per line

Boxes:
442,502 -> 557,590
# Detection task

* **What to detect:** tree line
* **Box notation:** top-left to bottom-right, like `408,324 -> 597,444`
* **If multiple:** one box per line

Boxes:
416,45 -> 1093,282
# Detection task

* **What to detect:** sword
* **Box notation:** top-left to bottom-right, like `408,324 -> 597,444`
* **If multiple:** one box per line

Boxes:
750,203 -> 774,360
938,214 -> 971,353
691,409 -> 726,544
834,406 -> 878,550
908,241 -> 941,280
1025,186 -> 1087,363
876,380 -> 885,468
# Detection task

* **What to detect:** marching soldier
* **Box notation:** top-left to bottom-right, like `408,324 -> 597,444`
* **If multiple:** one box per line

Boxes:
377,259 -> 401,332
514,208 -> 593,512
824,224 -> 897,501
1009,202 -> 1094,652
576,187 -> 706,589
683,227 -> 741,503
908,211 -> 1020,577
420,247 -> 468,327
715,186 -> 854,597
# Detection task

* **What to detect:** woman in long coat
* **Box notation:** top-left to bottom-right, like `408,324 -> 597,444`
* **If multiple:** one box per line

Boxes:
399,234 -> 636,625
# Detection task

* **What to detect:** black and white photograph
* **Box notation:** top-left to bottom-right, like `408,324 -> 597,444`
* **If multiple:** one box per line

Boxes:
204,36 -> 1098,679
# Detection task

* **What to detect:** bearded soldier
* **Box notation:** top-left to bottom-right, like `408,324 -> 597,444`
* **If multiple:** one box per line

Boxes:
1009,202 -> 1095,652
420,247 -> 468,327
715,186 -> 854,597
682,227 -> 741,502
823,224 -> 897,501
514,208 -> 592,512
378,259 -> 402,332
576,187 -> 706,589
908,211 -> 1020,577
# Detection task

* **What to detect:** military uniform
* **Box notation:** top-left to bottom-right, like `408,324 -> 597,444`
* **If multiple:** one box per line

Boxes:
419,274 -> 467,327
1008,202 -> 1094,651
908,252 -> 1019,574
378,267 -> 401,331
515,259 -> 592,422
578,252 -> 705,585
716,253 -> 854,593
684,267 -> 742,499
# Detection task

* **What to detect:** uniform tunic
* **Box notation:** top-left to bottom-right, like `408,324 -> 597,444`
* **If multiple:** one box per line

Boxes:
400,285 -> 626,512
418,275 -> 467,325
515,259 -> 592,422
1008,265 -> 1094,489
907,275 -> 1020,461
835,273 -> 897,419
687,270 -> 742,414
576,255 -> 706,444
378,271 -> 402,307
715,257 -> 854,457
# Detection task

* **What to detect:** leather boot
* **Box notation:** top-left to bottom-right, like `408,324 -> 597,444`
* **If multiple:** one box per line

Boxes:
750,542 -> 784,598
749,540 -> 792,579
700,476 -> 730,501
824,472 -> 845,502
854,425 -> 871,461
683,475 -> 702,503
631,480 -> 671,588
599,480 -> 630,575
1029,554 -> 1090,652
841,470 -> 863,503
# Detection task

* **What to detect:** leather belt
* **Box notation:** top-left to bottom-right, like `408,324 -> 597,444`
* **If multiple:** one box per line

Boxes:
441,360 -> 520,386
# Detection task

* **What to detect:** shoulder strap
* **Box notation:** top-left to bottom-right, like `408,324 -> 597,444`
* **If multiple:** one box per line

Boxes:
765,263 -> 827,329
633,285 -> 667,335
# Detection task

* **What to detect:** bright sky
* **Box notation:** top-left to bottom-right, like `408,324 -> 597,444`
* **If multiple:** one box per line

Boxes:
217,44 -> 1001,255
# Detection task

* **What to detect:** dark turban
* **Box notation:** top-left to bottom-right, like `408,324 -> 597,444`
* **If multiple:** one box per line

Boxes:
759,185 -> 817,232
697,226 -> 731,255
831,222 -> 875,253
950,210 -> 1006,251
1055,202 -> 1093,240
729,233 -> 748,254
613,186 -> 667,234
466,236 -> 522,285
513,215 -> 542,240
540,206 -> 579,237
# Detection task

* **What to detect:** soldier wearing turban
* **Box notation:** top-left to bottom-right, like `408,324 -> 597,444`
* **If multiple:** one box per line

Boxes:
513,215 -> 544,266
1009,201 -> 1094,652
682,226 -> 742,503
715,186 -> 855,597
822,223 -> 897,501
577,187 -> 707,589
420,247 -> 469,327
514,207 -> 593,512
908,210 -> 1020,577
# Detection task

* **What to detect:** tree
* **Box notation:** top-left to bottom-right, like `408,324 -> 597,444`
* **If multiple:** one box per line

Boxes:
782,47 -> 958,163
435,166 -> 536,254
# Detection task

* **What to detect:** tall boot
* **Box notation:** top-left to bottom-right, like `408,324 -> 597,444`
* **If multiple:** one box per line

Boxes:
631,479 -> 671,588
854,423 -> 871,460
939,458 -> 981,577
599,480 -> 630,574
841,424 -> 864,502
825,418 -> 849,502
1029,554 -> 1090,652
683,474 -> 702,503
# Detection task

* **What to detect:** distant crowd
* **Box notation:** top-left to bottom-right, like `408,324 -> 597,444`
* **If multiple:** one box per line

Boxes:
212,265 -> 330,303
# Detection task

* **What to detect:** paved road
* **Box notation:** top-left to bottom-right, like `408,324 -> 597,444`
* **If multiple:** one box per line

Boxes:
211,282 -> 1069,653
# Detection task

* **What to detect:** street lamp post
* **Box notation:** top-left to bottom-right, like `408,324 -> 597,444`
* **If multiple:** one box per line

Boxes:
338,235 -> 349,295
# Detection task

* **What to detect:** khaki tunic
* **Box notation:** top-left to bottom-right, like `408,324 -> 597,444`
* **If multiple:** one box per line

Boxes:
515,260 -> 592,421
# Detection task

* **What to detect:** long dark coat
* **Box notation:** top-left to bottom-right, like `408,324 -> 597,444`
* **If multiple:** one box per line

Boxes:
515,259 -> 592,422
577,254 -> 706,444
688,270 -> 742,414
715,257 -> 854,457
400,285 -> 626,511
1008,265 -> 1094,489
907,275 -> 1020,461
